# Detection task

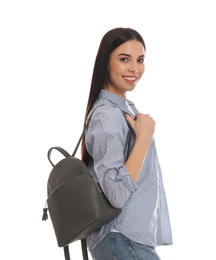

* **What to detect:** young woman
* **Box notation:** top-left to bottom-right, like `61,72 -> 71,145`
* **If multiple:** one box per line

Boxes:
81,27 -> 172,260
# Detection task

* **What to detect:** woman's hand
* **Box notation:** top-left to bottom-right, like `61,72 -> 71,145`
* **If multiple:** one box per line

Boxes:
124,113 -> 156,182
125,113 -> 155,144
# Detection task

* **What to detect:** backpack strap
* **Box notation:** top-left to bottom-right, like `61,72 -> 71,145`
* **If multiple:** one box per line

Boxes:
81,239 -> 88,260
63,241 -> 88,260
64,246 -> 70,260
71,105 -> 105,157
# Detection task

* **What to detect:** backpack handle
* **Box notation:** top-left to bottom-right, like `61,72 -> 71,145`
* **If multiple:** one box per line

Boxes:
47,146 -> 71,167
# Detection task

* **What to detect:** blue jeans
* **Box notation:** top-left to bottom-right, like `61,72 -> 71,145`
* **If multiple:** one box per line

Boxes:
90,232 -> 161,260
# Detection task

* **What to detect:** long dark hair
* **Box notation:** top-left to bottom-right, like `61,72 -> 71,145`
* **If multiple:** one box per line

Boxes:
81,27 -> 146,164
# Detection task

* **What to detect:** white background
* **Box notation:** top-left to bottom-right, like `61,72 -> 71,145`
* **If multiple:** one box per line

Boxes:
1,0 -> 216,259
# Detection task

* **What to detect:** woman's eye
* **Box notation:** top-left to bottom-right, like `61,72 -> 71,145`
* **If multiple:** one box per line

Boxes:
138,58 -> 144,63
120,57 -> 128,62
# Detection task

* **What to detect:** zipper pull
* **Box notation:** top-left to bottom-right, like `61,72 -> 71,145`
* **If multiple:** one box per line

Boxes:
42,202 -> 48,221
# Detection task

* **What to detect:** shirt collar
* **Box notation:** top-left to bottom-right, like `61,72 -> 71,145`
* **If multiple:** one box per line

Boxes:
86,89 -> 137,124
99,89 -> 135,114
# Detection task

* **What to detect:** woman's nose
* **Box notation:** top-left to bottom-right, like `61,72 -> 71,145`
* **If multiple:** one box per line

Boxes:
128,67 -> 138,73
128,62 -> 138,73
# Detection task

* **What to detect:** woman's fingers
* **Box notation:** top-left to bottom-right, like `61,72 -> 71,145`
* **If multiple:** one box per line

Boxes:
125,113 -> 155,139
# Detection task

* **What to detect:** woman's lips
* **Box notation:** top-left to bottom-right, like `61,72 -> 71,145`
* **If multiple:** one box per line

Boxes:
123,76 -> 138,84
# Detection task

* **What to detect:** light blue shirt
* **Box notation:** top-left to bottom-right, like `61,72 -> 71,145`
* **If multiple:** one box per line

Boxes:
85,90 -> 172,250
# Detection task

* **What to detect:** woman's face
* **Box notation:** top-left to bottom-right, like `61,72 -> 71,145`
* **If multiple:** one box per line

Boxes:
105,39 -> 145,98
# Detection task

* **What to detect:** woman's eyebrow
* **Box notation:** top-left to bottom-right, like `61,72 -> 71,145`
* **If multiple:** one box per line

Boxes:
118,53 -> 131,57
118,53 -> 145,58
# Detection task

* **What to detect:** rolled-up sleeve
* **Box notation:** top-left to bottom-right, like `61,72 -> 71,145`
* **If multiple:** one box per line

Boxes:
85,105 -> 137,208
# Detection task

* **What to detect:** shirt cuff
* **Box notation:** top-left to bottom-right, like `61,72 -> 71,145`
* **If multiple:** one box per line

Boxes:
110,165 -> 138,192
